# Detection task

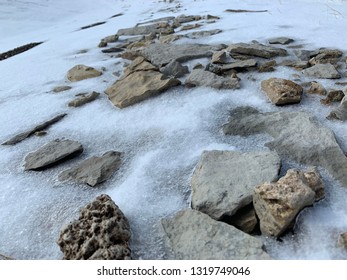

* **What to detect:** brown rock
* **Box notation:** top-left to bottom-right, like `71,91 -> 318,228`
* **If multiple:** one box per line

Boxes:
258,60 -> 276,73
52,86 -> 72,93
307,81 -> 326,95
211,51 -> 228,64
338,232 -> 347,249
261,78 -> 303,105
68,91 -> 100,107
321,90 -> 345,105
67,65 -> 102,82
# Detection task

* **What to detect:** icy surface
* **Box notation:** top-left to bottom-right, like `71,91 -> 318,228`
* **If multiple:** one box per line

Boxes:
0,0 -> 347,259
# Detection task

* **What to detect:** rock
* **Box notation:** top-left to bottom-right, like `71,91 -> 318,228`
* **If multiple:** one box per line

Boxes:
68,91 -> 100,107
220,59 -> 258,71
321,90 -> 345,105
281,60 -> 309,70
302,63 -> 341,79
180,23 -> 202,31
191,150 -> 280,220
101,34 -> 118,44
24,139 -> 83,171
307,81 -> 326,95
268,37 -> 294,45
160,60 -> 189,78
34,131 -> 47,137
258,60 -> 276,72
185,69 -> 240,89
294,49 -> 317,61
105,70 -> 181,108
174,14 -> 202,24
58,151 -> 122,186
102,47 -> 124,53
139,43 -> 225,67
253,169 -> 320,237
223,107 -> 347,186
161,209 -> 270,260
52,86 -> 72,93
122,57 -> 158,78
227,43 -> 287,59
117,35 -> 145,48
193,63 -> 204,70
309,49 -> 343,65
159,34 -> 185,44
261,78 -> 303,105
57,194 -> 131,260
211,51 -> 228,64
327,96 -> 347,121
338,232 -> 347,249
185,29 -> 222,39
67,65 -> 102,82
2,114 -> 67,145
117,22 -> 173,36
98,41 -> 107,48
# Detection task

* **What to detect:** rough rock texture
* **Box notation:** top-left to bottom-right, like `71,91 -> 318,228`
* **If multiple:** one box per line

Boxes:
2,114 -> 67,145
338,232 -> 347,249
185,69 -> 240,89
185,29 -> 222,39
321,90 -> 345,105
139,43 -> 225,67
302,63 -> 341,79
68,91 -> 100,107
220,59 -> 258,71
105,70 -> 181,108
268,37 -> 294,45
253,169 -> 324,237
327,96 -> 347,121
174,14 -> 202,24
161,209 -> 270,260
227,43 -> 287,58
122,57 -> 158,78
159,60 -> 189,78
52,86 -> 72,93
223,107 -> 347,187
24,139 -> 83,171
58,151 -> 122,186
117,22 -> 173,36
307,81 -> 326,95
67,65 -> 102,82
261,78 -> 303,105
211,50 -> 228,64
57,194 -> 131,260
258,60 -> 277,72
309,49 -> 343,65
191,150 -> 281,220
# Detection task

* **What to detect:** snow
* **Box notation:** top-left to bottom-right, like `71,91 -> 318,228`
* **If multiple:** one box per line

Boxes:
0,0 -> 347,259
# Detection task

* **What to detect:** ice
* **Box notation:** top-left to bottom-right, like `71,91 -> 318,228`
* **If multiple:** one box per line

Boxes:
0,0 -> 347,260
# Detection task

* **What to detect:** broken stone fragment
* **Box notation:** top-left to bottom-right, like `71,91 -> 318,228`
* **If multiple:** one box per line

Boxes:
159,60 -> 189,78
227,42 -> 287,59
57,194 -> 131,260
261,78 -> 303,105
180,23 -> 202,31
302,63 -> 341,79
185,69 -> 240,89
258,60 -> 276,72
68,91 -> 100,107
58,151 -> 122,186
161,209 -> 270,260
185,29 -> 222,39
321,90 -> 345,105
67,65 -> 102,82
24,139 -> 83,171
122,57 -> 158,78
309,49 -> 343,65
268,37 -> 294,45
211,51 -> 228,64
117,22 -> 173,36
307,81 -> 326,95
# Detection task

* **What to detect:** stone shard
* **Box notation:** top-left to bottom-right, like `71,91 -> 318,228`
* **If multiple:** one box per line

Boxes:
105,70 -> 181,108
68,91 -> 100,107
67,65 -> 102,82
2,113 -> 67,145
327,96 -> 347,121
220,59 -> 258,71
117,22 -> 173,36
159,60 -> 189,78
211,51 -> 228,64
139,43 -> 225,67
261,78 -> 303,105
57,194 -> 131,260
253,168 -> 324,237
191,150 -> 281,220
309,49 -> 343,65
52,86 -> 72,93
268,37 -> 294,45
24,139 -> 83,171
223,107 -> 347,187
185,69 -> 240,89
58,151 -> 122,186
161,209 -> 270,260
227,43 -> 287,58
302,63 -> 341,79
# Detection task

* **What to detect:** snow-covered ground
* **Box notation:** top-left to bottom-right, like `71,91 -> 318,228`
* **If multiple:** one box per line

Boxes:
0,0 -> 347,259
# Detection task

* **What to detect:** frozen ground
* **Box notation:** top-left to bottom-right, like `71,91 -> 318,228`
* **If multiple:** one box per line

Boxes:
0,0 -> 347,259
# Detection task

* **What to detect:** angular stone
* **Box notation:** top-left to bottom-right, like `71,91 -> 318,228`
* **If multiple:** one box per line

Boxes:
58,151 -> 122,186
67,65 -> 102,82
185,69 -> 240,89
221,59 -> 258,71
122,57 -> 158,78
117,22 -> 173,36
105,70 -> 181,108
302,63 -> 341,79
327,96 -> 347,121
227,206 -> 258,234
191,150 -> 281,220
258,60 -> 277,72
307,81 -> 326,95
268,37 -> 294,45
68,91 -> 100,107
321,90 -> 345,105
185,29 -> 222,39
57,194 -> 131,260
161,209 -> 270,260
160,60 -> 189,78
223,107 -> 347,187
159,34 -> 185,44
24,139 -> 83,171
139,43 -> 225,67
52,86 -> 72,93
294,49 -> 317,61
309,49 -> 343,65
101,47 -> 124,53
227,43 -> 287,58
211,51 -> 228,64
254,169 -> 318,237
180,23 -> 202,31
174,14 -> 202,24
101,34 -> 118,43
2,114 -> 67,145
261,78 -> 303,105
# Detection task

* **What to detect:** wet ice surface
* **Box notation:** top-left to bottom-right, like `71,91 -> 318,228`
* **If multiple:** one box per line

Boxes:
0,0 -> 347,259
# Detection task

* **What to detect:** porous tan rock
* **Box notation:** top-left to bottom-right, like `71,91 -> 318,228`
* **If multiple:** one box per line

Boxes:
67,65 -> 102,82
57,194 -> 131,260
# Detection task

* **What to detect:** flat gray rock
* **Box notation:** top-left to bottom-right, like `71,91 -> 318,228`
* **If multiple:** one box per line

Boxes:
227,43 -> 287,58
24,139 -> 83,171
159,60 -> 189,78
185,69 -> 240,89
185,29 -> 222,39
302,63 -> 341,79
139,43 -> 225,67
268,37 -> 294,45
191,150 -> 281,220
221,59 -> 258,71
58,151 -> 122,186
223,107 -> 347,187
161,209 -> 270,260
